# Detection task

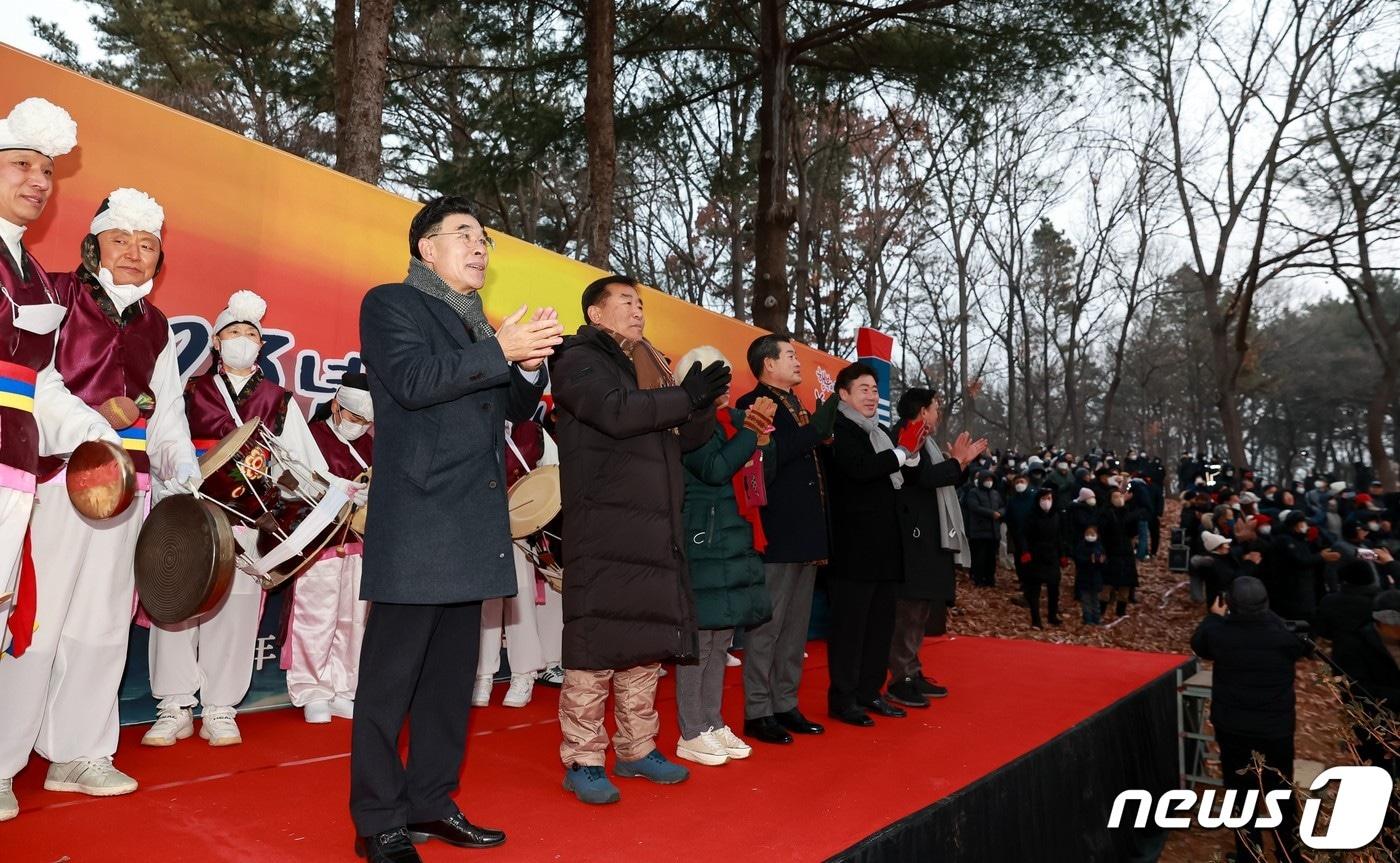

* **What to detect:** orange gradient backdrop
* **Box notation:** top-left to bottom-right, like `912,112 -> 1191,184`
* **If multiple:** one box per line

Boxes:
0,45 -> 843,409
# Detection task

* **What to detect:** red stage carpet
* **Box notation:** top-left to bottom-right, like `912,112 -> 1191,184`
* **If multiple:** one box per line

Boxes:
3,636 -> 1184,862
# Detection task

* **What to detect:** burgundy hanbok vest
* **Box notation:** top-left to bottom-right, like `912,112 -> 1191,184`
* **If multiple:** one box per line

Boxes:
38,271 -> 169,477
505,420 -> 544,486
0,246 -> 60,487
185,368 -> 292,453
308,417 -> 373,481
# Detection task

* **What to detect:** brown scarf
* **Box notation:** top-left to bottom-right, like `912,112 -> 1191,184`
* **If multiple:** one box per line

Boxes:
601,326 -> 674,391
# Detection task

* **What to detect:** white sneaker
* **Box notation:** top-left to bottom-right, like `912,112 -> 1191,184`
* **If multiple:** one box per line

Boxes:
675,730 -> 729,766
303,700 -> 332,724
471,675 -> 493,707
724,650 -> 742,667
142,706 -> 194,747
328,696 -> 355,719
0,777 -> 17,821
199,706 -> 242,746
503,673 -> 534,708
712,725 -> 752,760
536,665 -> 564,686
43,757 -> 138,797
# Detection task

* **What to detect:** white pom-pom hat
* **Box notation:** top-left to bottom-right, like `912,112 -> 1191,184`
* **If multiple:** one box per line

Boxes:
0,97 -> 78,159
90,187 -> 165,239
213,290 -> 267,336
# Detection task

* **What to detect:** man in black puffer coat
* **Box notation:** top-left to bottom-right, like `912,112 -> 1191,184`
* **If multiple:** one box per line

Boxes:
1192,577 -> 1310,863
551,275 -> 725,804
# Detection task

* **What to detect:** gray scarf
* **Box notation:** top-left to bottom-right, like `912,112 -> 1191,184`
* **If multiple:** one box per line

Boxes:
405,257 -> 496,341
923,437 -> 972,566
837,400 -> 902,489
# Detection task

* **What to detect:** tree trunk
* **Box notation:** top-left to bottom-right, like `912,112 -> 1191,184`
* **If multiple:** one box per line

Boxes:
1369,365 -> 1397,492
1207,316 -> 1247,466
332,0 -> 357,170
340,0 -> 393,184
751,0 -> 793,332
583,0 -> 616,268
958,267 -> 971,432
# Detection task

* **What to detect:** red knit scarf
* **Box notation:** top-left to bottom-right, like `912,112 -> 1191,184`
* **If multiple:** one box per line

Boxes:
716,408 -> 768,554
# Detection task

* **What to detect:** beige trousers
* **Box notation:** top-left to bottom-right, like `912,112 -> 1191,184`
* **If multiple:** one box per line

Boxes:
558,663 -> 660,766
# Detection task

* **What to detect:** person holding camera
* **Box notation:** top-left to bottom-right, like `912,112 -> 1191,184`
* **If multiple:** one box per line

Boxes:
1191,576 -> 1310,863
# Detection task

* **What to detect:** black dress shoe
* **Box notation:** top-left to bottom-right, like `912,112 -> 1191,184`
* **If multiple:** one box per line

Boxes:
743,715 -> 793,744
355,828 -> 423,863
884,677 -> 930,708
774,708 -> 825,735
406,811 -> 506,849
915,676 -> 949,698
828,705 -> 875,727
861,697 -> 907,718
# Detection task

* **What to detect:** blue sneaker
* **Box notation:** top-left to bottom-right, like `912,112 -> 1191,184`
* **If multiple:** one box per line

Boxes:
563,764 -> 621,804
615,749 -> 690,785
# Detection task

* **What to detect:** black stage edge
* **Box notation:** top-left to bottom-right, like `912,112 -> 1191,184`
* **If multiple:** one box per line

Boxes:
830,657 -> 1195,863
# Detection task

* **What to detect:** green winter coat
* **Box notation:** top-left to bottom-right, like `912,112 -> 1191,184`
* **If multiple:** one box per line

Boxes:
681,419 -> 774,630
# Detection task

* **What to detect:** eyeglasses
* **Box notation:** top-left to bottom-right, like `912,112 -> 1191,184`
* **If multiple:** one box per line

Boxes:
426,228 -> 495,249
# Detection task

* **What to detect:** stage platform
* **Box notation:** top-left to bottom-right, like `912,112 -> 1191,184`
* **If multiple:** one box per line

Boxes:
4,636 -> 1189,862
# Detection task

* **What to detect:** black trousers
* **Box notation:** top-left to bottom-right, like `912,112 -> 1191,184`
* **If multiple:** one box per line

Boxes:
350,600 -> 482,836
1216,730 -> 1300,863
1024,573 -> 1061,626
970,538 -> 999,586
826,577 -> 897,710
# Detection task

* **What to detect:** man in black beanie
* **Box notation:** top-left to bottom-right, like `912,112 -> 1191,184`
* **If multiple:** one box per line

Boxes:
1191,576 -> 1310,862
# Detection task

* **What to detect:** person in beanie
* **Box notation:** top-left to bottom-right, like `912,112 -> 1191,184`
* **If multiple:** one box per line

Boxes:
552,275 -> 725,805
1073,523 -> 1107,625
672,345 -> 776,767
1018,487 -> 1068,628
962,469 -> 1005,588
284,375 -> 374,724
885,388 -> 986,707
1191,577 -> 1308,863
145,290 -> 330,750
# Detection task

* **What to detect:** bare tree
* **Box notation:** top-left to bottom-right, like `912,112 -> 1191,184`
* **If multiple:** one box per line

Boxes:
337,0 -> 395,183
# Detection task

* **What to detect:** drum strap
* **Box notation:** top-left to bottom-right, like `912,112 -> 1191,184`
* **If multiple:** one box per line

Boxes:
330,420 -> 368,471
215,375 -> 245,426
504,424 -> 530,474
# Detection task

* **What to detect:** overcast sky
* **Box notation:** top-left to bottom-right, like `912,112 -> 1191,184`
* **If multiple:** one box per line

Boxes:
1,1 -> 102,63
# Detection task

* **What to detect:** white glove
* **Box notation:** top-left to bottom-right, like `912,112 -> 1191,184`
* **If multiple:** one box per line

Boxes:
333,476 -> 368,507
85,422 -> 121,446
171,461 -> 202,496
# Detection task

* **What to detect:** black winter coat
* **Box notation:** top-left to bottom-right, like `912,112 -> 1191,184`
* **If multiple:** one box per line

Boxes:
1019,507 -> 1067,584
893,439 -> 964,601
1315,584 -> 1379,649
1270,532 -> 1325,621
735,383 -> 830,564
359,282 -> 546,604
962,483 -> 1004,540
1100,503 -> 1145,588
826,411 -> 904,582
1334,625 -> 1400,714
551,326 -> 713,670
1191,612 -> 1310,738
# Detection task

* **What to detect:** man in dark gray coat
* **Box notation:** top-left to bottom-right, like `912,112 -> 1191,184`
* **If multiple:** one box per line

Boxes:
349,196 -> 560,863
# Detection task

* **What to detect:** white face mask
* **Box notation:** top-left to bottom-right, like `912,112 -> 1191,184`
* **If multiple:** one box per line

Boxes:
336,417 -> 369,441
1039,499 -> 1053,512
981,480 -> 994,489
1367,522 -> 1381,532
1014,483 -> 1028,493
1259,525 -> 1272,536
95,266 -> 153,313
217,335 -> 261,370
1085,534 -> 1098,543
4,281 -> 67,334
